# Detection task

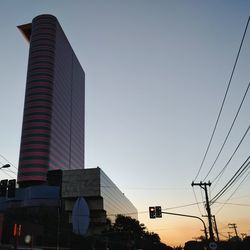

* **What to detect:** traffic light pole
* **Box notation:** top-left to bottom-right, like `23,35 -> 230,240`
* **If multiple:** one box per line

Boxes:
161,211 -> 208,241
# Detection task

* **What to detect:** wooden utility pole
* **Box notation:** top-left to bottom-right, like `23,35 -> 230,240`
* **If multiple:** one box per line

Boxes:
192,181 -> 214,241
228,223 -> 239,237
213,215 -> 220,241
203,215 -> 220,241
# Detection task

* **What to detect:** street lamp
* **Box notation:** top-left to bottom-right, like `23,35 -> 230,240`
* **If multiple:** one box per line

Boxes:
0,164 -> 10,169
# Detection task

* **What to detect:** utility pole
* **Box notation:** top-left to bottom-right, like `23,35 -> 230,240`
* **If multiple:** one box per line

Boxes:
192,181 -> 214,241
228,223 -> 239,238
203,215 -> 220,241
213,215 -> 220,242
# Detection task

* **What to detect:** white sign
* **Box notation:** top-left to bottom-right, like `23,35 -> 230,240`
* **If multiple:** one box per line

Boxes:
209,242 -> 217,250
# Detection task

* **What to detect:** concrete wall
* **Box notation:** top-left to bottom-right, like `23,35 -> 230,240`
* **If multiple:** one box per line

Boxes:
62,168 -> 101,198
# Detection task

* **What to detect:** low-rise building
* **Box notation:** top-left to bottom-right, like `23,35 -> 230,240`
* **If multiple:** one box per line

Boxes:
0,167 -> 137,248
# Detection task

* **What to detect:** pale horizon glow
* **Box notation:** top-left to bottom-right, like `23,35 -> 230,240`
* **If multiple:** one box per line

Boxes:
0,1 -> 250,247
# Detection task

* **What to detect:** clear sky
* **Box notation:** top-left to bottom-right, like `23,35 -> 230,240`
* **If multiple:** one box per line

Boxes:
0,0 -> 250,247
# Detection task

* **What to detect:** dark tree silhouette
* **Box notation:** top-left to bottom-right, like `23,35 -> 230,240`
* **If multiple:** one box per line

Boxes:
105,214 -> 173,250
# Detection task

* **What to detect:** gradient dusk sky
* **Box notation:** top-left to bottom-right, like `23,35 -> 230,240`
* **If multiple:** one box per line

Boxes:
0,0 -> 250,247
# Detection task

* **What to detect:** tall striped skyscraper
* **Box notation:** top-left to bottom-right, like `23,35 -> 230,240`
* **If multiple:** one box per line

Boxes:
18,15 -> 85,185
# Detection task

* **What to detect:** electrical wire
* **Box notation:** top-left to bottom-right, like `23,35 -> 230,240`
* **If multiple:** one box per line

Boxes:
210,155 -> 250,205
107,202 -> 206,217
194,16 -> 250,181
165,202 -> 204,210
0,160 -> 16,179
101,185 -> 189,190
200,186 -> 206,210
0,153 -> 18,170
203,82 -> 250,181
214,169 -> 250,214
214,201 -> 250,207
211,124 -> 250,188
229,193 -> 250,200
192,187 -> 203,216
0,170 -> 15,179
211,159 -> 250,205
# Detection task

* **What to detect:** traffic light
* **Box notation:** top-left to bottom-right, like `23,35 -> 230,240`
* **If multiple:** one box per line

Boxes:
149,206 -> 156,219
8,179 -> 16,198
155,206 -> 162,218
0,179 -> 8,197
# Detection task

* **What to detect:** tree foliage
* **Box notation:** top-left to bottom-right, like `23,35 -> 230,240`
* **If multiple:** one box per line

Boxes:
104,214 -> 173,250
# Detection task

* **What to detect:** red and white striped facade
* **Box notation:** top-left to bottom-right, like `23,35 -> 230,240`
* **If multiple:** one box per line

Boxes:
18,15 -> 85,185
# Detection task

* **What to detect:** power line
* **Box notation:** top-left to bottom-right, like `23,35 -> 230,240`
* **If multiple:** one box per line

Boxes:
214,201 -> 250,207
101,185 -> 190,190
228,193 -> 250,200
211,124 -> 250,188
192,187 -> 204,216
203,81 -> 250,181
0,169 -> 15,179
0,161 -> 16,179
0,154 -> 17,179
166,201 -> 204,210
0,153 -> 18,170
211,159 -> 250,205
194,16 -> 250,181
108,202 -> 206,217
210,155 -> 250,205
214,169 -> 250,214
